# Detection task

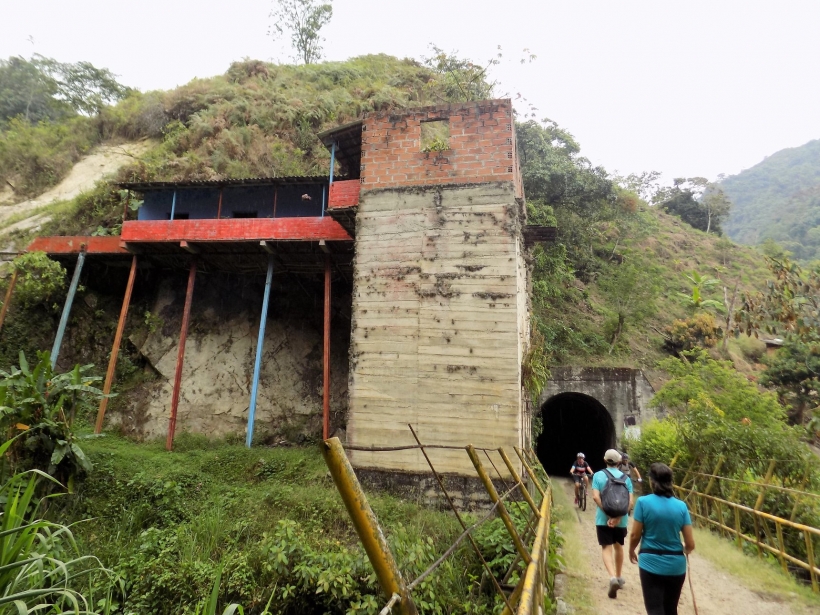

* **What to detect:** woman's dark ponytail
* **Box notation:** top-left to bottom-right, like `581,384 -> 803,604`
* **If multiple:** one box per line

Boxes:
649,462 -> 675,498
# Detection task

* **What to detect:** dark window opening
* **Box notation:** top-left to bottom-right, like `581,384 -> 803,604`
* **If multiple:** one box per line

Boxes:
166,212 -> 190,220
421,119 -> 450,153
233,211 -> 258,218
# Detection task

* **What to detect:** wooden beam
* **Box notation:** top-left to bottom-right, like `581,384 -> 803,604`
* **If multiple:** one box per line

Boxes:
119,241 -> 142,254
180,241 -> 199,254
0,269 -> 18,335
323,254 -> 331,440
167,259 -> 197,451
260,241 -> 275,254
319,240 -> 331,254
95,255 -> 138,434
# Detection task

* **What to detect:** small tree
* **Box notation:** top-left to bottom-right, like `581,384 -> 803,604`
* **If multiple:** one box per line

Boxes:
269,0 -> 333,65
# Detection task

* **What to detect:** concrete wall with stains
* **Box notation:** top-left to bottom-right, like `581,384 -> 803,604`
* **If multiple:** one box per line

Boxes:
347,181 -> 528,476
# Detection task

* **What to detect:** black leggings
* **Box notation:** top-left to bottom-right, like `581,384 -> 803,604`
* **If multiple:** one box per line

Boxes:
639,568 -> 686,615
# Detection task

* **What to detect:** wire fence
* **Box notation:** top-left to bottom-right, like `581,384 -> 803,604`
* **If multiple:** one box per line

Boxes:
321,424 -> 555,615
672,456 -> 820,592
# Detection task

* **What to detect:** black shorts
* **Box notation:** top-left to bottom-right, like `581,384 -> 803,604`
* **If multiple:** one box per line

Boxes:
572,474 -> 587,483
596,525 -> 627,546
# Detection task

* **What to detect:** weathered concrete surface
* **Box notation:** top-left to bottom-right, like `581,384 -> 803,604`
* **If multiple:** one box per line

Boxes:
113,271 -> 350,443
539,367 -> 659,444
346,181 -> 529,476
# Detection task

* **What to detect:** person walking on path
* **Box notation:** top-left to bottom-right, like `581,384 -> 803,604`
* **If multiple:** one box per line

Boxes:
628,462 -> 696,615
618,452 -> 643,485
591,449 -> 635,599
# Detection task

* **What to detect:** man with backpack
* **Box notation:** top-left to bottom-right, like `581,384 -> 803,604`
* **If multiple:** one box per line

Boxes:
591,449 -> 635,600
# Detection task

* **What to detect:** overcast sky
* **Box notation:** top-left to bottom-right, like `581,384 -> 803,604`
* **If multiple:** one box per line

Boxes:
4,0 -> 819,183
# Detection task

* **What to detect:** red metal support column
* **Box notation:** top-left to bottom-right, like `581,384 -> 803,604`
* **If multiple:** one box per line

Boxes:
0,269 -> 19,335
167,259 -> 197,451
216,187 -> 223,219
323,254 -> 331,440
95,255 -> 138,434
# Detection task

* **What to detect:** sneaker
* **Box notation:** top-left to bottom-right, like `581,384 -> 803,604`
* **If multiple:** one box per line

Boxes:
617,577 -> 626,588
608,577 -> 620,599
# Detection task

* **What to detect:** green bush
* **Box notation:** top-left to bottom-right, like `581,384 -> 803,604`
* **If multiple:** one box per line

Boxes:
0,351 -> 103,484
0,116 -> 98,197
629,419 -> 686,471
665,313 -> 720,352
10,251 -> 66,309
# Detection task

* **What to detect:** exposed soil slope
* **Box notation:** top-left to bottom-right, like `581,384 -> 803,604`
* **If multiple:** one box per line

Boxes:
0,140 -> 153,236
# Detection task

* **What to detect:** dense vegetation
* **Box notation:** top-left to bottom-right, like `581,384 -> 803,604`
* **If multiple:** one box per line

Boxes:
721,139 -> 820,260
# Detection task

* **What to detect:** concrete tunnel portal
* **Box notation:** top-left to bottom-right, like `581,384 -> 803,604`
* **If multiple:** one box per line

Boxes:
536,392 -> 616,476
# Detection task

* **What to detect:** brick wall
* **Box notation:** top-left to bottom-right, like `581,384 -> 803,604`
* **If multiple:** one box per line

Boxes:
328,180 -> 361,208
360,99 -> 523,197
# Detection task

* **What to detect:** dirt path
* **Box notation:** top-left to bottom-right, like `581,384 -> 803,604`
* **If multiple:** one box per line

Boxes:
0,140 -> 154,235
558,479 -> 807,615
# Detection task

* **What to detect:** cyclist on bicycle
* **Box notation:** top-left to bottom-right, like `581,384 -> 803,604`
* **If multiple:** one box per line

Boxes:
570,452 -> 593,504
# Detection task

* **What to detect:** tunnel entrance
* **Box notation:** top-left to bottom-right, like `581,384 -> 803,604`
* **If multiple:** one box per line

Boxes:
536,392 -> 616,476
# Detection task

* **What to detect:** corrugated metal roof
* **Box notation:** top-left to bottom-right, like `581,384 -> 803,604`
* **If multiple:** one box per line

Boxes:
118,176 -> 338,191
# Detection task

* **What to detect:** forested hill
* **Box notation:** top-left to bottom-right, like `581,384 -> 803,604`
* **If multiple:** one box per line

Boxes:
0,53 -> 773,374
721,138 -> 820,259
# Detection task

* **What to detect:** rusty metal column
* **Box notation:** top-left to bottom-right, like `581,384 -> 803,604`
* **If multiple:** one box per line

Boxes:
0,269 -> 19,335
323,254 -> 331,440
167,259 -> 197,451
95,255 -> 138,434
322,438 -> 417,615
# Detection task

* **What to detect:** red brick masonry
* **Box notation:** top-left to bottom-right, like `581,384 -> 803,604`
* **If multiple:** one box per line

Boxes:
360,99 -> 523,198
328,180 -> 360,208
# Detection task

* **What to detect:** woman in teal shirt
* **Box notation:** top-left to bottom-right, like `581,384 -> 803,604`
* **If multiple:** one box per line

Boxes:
628,463 -> 695,615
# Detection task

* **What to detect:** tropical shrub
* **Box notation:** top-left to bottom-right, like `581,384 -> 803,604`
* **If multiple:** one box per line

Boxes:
0,351 -> 103,485
10,252 -> 66,310
664,313 -> 720,353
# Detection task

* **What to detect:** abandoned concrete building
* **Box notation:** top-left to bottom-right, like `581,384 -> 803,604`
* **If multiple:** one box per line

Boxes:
11,98 -> 656,480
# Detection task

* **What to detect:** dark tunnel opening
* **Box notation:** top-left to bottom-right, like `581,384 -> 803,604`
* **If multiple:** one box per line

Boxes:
536,392 -> 616,476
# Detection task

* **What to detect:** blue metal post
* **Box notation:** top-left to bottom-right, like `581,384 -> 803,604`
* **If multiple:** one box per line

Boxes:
321,186 -> 326,218
50,250 -> 86,369
329,141 -> 336,184
247,254 -> 275,447
170,190 -> 177,220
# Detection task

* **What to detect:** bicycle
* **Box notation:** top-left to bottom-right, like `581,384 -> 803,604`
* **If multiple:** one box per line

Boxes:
577,477 -> 588,511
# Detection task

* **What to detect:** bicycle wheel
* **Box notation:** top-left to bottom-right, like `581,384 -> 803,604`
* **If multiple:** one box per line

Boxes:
581,485 -> 587,511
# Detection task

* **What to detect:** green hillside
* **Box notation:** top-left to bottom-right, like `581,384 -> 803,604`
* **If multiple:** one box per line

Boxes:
722,139 -> 820,259
0,53 -> 775,374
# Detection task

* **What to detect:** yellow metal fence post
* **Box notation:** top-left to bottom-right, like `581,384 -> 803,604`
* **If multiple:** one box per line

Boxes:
466,445 -> 532,565
499,448 -> 541,519
322,438 -> 418,615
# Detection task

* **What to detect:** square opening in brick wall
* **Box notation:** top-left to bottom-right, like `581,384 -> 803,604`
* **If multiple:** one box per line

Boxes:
420,119 -> 450,153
